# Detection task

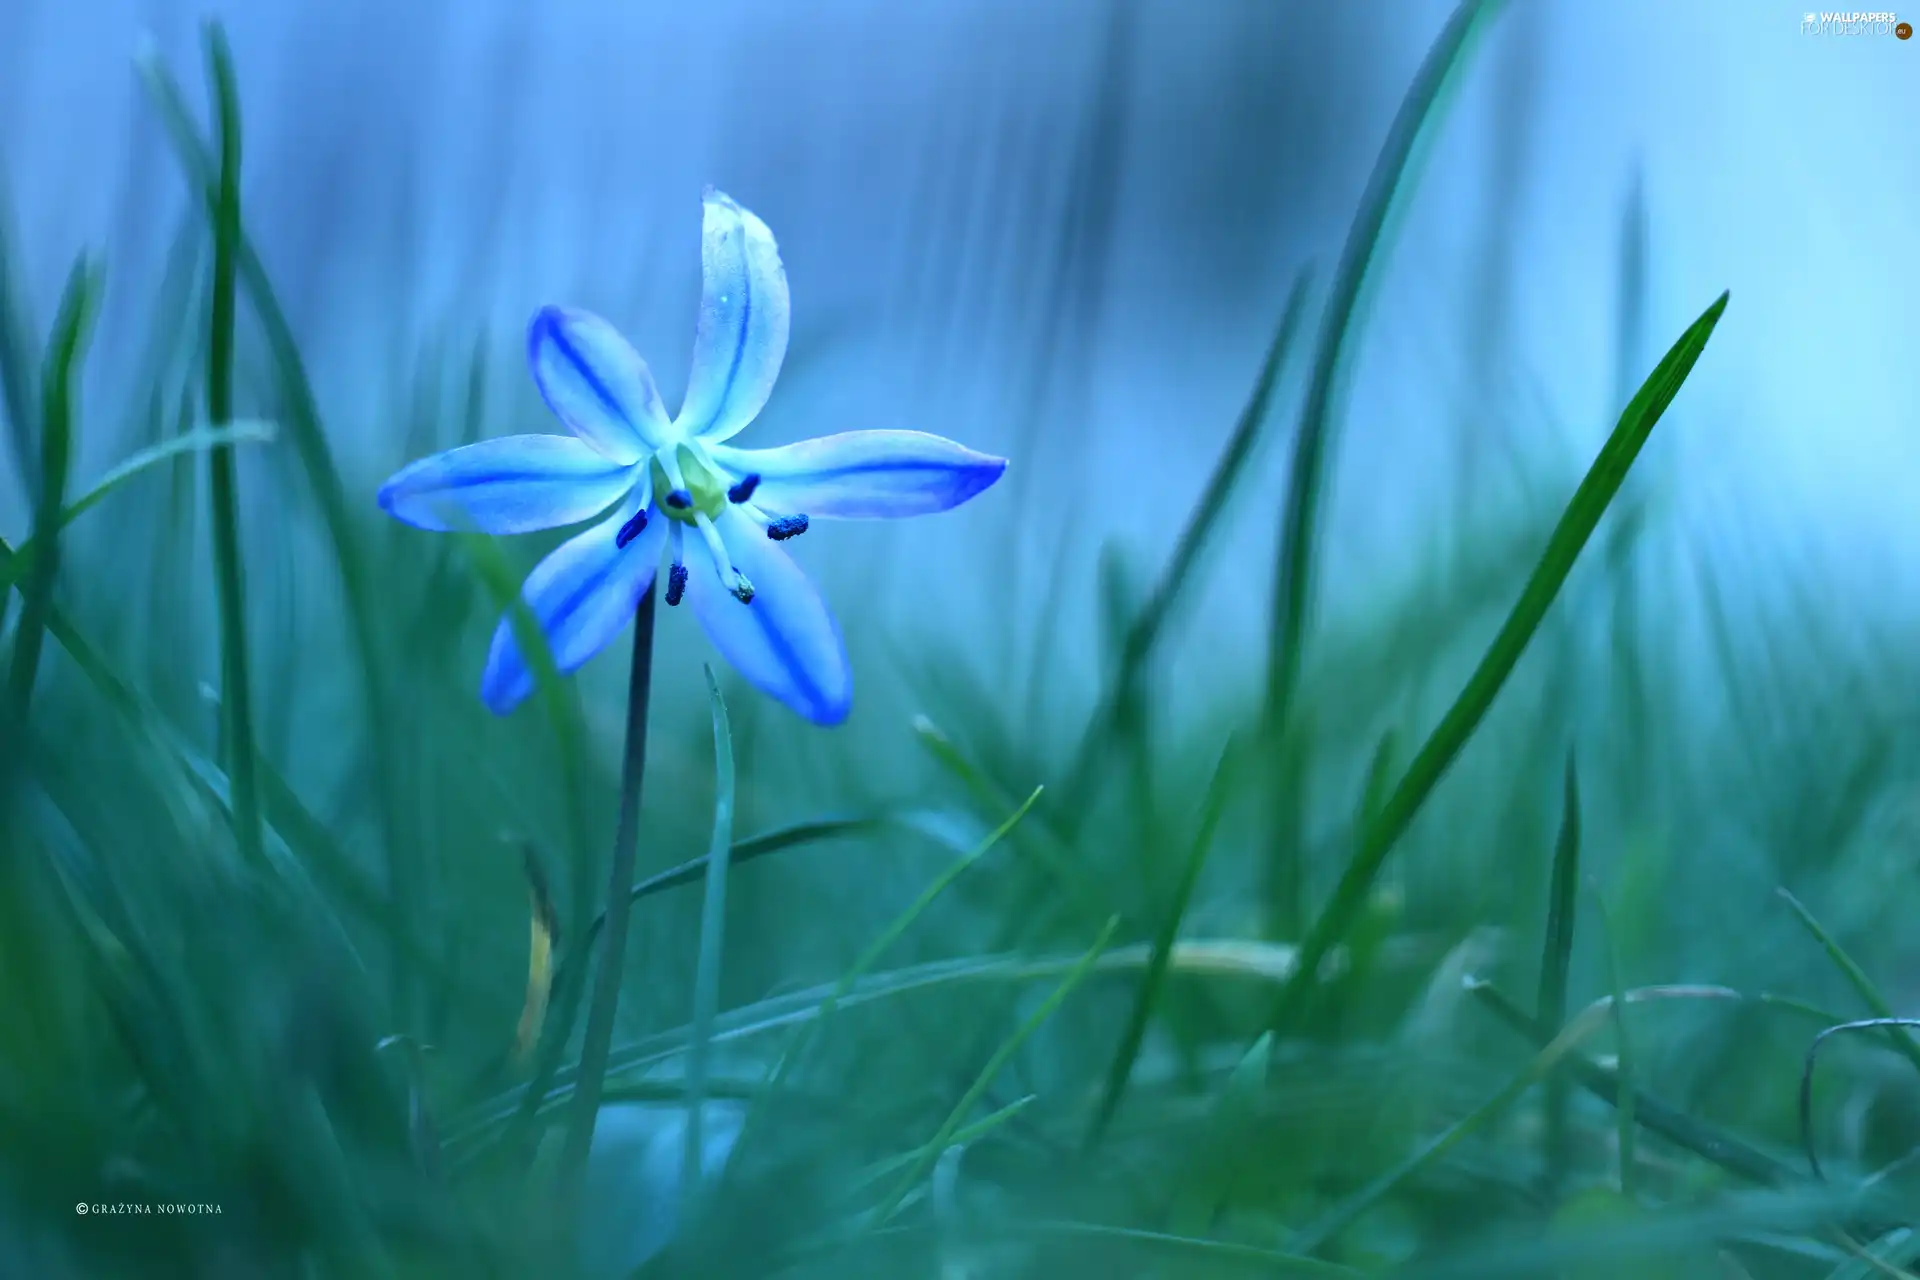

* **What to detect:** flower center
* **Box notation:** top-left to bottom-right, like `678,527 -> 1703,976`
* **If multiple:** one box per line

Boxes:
650,444 -> 729,526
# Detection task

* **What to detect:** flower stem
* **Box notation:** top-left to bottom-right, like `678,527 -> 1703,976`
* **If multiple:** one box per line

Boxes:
558,583 -> 658,1197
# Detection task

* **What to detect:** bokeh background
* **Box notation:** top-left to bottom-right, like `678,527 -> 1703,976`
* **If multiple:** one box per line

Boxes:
2,0 -> 1919,1276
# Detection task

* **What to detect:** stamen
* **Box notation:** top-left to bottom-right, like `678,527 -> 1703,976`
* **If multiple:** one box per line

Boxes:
693,513 -> 755,603
727,473 -> 761,504
767,514 -> 809,542
666,563 -> 688,606
665,489 -> 692,510
614,508 -> 649,548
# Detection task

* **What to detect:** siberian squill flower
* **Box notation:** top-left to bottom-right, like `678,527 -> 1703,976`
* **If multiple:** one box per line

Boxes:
377,189 -> 1006,725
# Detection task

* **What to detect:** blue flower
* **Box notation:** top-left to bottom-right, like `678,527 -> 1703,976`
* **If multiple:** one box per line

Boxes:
377,189 -> 1007,725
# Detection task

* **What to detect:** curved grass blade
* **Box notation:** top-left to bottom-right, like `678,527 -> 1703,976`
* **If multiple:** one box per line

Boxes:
867,915 -> 1119,1229
1265,290 -> 1729,1037
1467,979 -> 1797,1188
1777,888 -> 1920,1077
1085,739 -> 1241,1148
5,256 -> 96,720
682,666 -> 736,1198
0,421 -> 276,592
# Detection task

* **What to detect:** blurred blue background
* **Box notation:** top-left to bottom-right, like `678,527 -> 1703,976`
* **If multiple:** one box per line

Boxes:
5,0 -> 1916,675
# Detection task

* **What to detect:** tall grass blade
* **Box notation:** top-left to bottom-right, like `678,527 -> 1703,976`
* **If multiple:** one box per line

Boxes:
197,22 -> 265,873
682,666 -> 737,1201
1265,290 -> 1729,1037
6,256 -> 96,721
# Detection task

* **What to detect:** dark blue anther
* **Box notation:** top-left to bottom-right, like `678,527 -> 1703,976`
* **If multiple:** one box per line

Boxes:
665,489 -> 693,510
727,473 -> 761,504
766,514 -> 809,542
614,508 -> 649,548
666,563 -> 688,606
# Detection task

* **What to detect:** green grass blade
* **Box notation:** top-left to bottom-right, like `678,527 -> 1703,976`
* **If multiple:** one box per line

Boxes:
868,914 -> 1119,1229
682,665 -> 737,1199
1266,290 -> 1729,1037
139,32 -> 417,1030
1467,980 -> 1797,1188
1777,888 -> 1920,1077
1262,0 -> 1508,735
0,421 -> 276,592
198,21 -> 263,874
1537,751 -> 1582,1196
6,256 -> 97,720
1085,738 -> 1241,1148
1056,269 -> 1313,814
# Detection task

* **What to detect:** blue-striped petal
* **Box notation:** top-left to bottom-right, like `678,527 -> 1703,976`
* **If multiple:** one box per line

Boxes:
529,307 -> 675,464
479,499 -> 668,714
674,190 -> 790,444
687,508 -> 849,724
378,434 -> 635,534
710,431 -> 1007,519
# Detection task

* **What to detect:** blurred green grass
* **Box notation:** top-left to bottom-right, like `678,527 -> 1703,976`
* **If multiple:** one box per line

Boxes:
4,6 -> 1920,1278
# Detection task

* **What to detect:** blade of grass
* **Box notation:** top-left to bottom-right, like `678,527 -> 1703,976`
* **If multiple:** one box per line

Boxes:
1262,0 -> 1508,734
139,32 -> 417,1030
1055,270 -> 1313,816
1467,979 -> 1797,1188
1260,0 -> 1507,935
1589,878 -> 1638,1198
1537,750 -> 1582,1196
1265,290 -> 1729,1038
6,257 -> 97,720
867,915 -> 1120,1229
682,666 -> 736,1200
199,22 -> 263,876
1085,738 -> 1241,1148
1777,888 -> 1920,1077
0,421 -> 276,591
